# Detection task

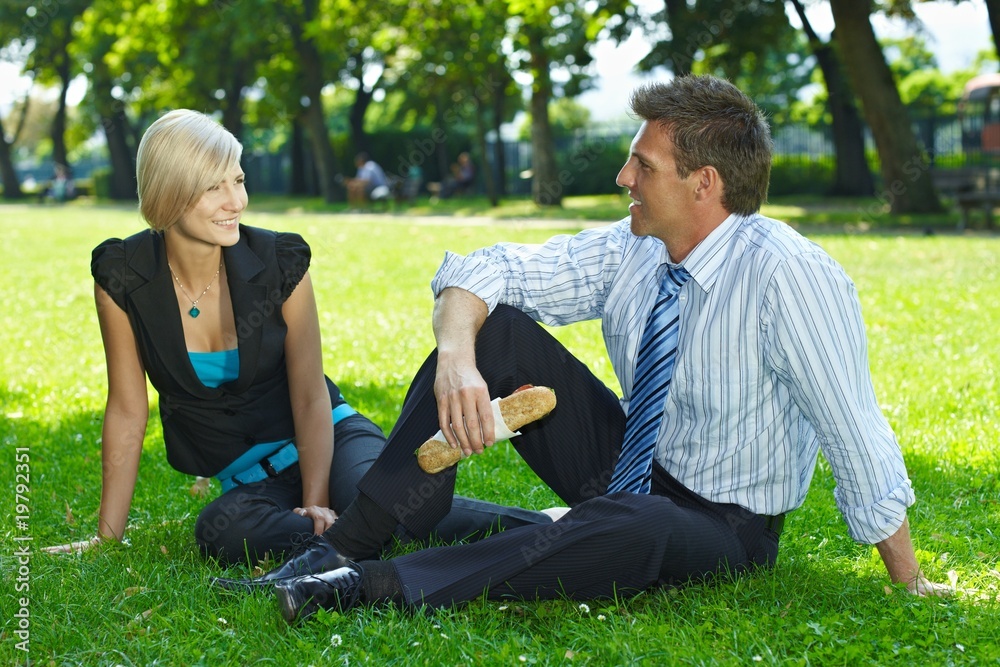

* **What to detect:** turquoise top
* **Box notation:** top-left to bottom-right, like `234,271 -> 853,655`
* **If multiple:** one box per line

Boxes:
189,349 -> 240,388
189,350 -> 289,482
188,350 -> 356,487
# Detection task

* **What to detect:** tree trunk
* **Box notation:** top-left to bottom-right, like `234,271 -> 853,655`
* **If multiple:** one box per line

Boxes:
474,93 -> 498,207
526,27 -> 561,207
289,120 -> 314,196
985,0 -> 1000,60
298,102 -> 340,202
790,0 -> 873,196
287,0 -> 340,202
663,0 -> 694,76
101,107 -> 138,200
220,59 -> 246,142
829,0 -> 943,214
51,38 -> 72,171
0,114 -> 24,199
88,49 -> 137,201
491,92 -> 507,197
348,60 -> 375,155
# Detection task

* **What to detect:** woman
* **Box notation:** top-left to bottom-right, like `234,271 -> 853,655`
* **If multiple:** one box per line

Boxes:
45,110 -> 547,564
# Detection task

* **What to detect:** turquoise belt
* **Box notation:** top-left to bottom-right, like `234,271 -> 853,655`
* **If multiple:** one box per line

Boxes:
218,403 -> 357,493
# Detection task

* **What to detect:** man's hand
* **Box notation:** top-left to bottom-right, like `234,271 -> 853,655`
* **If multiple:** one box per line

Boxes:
906,574 -> 952,597
431,287 -> 493,457
434,365 -> 495,456
876,517 -> 952,597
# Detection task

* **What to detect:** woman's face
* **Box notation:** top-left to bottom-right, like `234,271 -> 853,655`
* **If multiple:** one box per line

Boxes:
173,165 -> 247,246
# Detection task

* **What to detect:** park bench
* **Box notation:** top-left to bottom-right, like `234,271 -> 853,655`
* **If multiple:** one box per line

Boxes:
930,167 -> 999,231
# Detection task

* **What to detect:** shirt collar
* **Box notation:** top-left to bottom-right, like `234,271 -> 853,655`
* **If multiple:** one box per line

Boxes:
677,213 -> 752,292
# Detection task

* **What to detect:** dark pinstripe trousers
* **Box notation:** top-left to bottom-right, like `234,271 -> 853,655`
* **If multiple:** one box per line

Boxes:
355,306 -> 779,608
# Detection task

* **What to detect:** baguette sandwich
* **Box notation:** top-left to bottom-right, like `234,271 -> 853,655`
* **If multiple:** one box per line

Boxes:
416,385 -> 557,473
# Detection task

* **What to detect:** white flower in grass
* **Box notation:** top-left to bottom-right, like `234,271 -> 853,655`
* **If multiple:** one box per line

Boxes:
597,614 -> 606,621
330,634 -> 342,647
578,603 -> 590,613
217,617 -> 228,625
752,656 -> 763,662
498,605 -> 509,611
440,633 -> 450,639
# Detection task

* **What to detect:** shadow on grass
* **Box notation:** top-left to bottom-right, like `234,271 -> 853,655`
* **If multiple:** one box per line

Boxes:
6,193 -> 995,237
3,379 -> 999,664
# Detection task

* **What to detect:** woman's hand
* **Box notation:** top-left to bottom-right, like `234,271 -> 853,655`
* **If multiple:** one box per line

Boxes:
42,536 -> 104,554
294,505 -> 338,535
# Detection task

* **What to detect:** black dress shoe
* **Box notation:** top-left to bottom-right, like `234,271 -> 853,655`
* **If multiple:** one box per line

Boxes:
275,563 -> 364,624
210,535 -> 349,592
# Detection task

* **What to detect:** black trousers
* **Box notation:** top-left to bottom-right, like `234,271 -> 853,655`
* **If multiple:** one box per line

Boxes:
354,305 -> 780,608
195,413 -> 549,565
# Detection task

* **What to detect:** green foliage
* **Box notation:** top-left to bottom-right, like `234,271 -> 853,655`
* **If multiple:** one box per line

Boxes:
518,98 -> 594,140
883,36 -> 979,115
1,202 -> 998,665
768,156 -> 836,196
89,167 -> 112,200
555,135 -> 630,197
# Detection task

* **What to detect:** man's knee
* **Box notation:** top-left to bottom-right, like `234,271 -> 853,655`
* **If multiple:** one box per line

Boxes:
479,304 -> 549,349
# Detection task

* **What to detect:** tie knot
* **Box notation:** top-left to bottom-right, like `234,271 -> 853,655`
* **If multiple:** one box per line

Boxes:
660,265 -> 691,296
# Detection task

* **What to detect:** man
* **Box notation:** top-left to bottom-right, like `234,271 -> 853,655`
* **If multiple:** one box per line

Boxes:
222,75 -> 945,622
346,152 -> 390,209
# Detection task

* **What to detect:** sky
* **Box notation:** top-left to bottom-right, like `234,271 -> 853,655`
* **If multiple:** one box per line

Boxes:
0,1 -> 994,121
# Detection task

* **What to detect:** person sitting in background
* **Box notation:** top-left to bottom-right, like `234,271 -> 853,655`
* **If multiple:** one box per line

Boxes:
429,152 -> 475,200
44,163 -> 76,203
42,109 -> 552,565
346,152 -> 390,209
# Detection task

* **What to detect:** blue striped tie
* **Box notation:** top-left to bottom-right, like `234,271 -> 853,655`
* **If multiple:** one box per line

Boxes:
607,265 -> 691,494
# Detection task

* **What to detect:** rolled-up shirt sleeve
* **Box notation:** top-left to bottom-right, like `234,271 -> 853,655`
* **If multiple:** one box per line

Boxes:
431,222 -> 629,326
432,250 -> 508,313
763,250 -> 915,544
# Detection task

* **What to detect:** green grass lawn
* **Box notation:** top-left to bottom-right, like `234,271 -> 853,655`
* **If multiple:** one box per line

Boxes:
1,200 -> 998,666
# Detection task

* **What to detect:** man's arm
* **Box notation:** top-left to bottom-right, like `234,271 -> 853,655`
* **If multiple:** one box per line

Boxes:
431,287 -> 493,456
876,516 -> 951,596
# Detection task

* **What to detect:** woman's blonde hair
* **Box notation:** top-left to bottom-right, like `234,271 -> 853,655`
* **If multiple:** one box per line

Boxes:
136,109 -> 243,231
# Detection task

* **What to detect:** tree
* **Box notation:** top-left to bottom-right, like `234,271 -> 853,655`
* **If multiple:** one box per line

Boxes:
986,0 -> 1000,62
788,0 -> 874,196
275,0 -> 343,203
884,36 -> 976,113
638,0 -> 698,76
0,112 -> 24,198
829,0 -> 943,214
73,0 -> 147,200
17,0 -> 92,171
0,3 -> 33,198
690,0 -> 814,127
507,0 -> 628,207
389,0 -> 517,205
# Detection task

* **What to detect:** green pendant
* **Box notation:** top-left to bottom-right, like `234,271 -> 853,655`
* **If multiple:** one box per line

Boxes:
189,306 -> 200,318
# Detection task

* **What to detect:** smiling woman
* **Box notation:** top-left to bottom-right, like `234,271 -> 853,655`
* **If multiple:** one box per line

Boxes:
41,109 -> 549,568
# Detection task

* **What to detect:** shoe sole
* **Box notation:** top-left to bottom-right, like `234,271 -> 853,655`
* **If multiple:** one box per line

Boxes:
211,576 -> 280,593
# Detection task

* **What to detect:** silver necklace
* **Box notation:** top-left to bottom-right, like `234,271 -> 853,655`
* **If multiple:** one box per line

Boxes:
168,260 -> 222,318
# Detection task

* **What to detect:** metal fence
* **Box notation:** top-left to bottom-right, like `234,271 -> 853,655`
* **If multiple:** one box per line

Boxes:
10,110 -> 976,198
